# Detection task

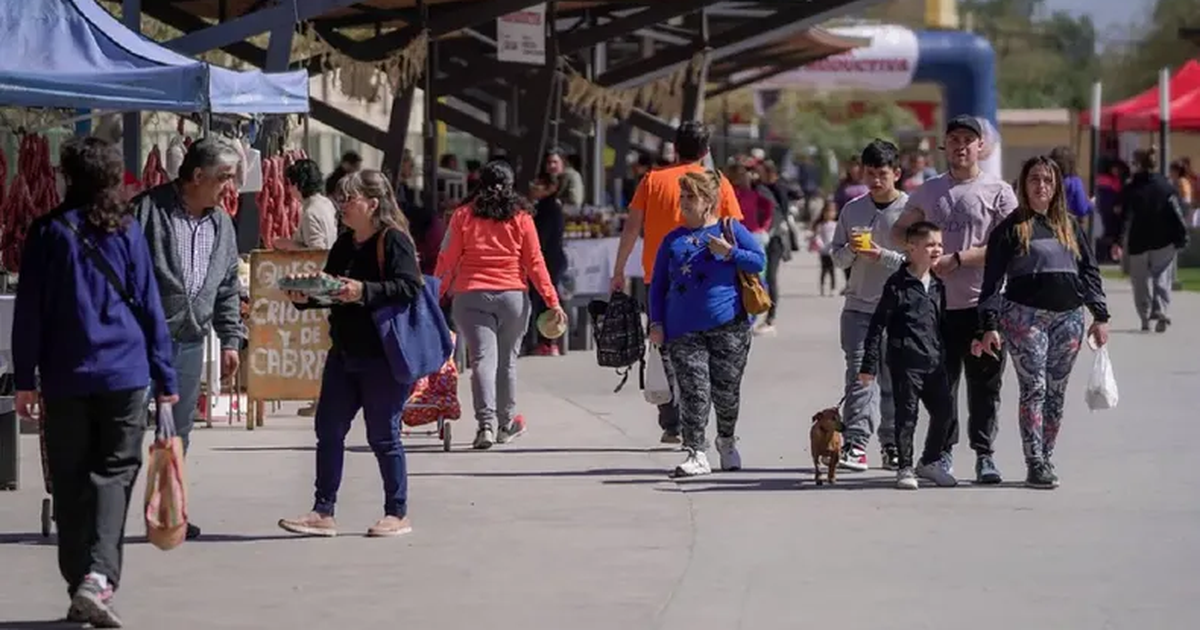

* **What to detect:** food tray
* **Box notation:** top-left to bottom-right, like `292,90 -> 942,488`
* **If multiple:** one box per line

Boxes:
277,273 -> 343,296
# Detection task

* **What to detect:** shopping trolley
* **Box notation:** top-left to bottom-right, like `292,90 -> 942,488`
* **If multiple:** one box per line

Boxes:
399,336 -> 462,452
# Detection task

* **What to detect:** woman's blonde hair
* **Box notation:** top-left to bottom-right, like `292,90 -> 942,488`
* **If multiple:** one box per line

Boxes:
1015,155 -> 1078,258
678,170 -> 721,214
335,169 -> 411,234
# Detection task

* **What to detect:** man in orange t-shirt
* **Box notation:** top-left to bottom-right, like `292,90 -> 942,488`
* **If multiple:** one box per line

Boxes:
612,121 -> 743,288
610,121 -> 743,443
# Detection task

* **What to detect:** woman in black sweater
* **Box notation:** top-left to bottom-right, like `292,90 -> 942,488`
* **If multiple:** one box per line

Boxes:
279,169 -> 424,539
975,156 -> 1110,490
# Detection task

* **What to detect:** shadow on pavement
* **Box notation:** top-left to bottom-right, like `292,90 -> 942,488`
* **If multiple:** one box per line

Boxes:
0,533 -> 54,546
409,467 -> 668,478
0,621 -> 78,629
214,445 -> 679,456
0,532 -> 300,547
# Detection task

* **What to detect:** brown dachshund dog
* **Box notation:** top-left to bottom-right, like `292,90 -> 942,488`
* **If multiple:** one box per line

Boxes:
810,407 -> 845,486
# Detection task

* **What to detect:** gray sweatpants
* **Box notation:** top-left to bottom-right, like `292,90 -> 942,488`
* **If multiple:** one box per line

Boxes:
1128,245 -> 1176,323
452,290 -> 532,431
840,309 -> 895,450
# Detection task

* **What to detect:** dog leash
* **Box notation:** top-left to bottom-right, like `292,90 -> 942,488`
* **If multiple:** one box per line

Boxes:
811,395 -> 848,428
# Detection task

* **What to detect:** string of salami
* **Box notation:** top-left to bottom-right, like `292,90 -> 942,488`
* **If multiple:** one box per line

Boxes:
1,134 -> 58,272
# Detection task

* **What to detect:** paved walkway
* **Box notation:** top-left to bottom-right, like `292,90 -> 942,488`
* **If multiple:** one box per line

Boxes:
2,256 -> 1199,629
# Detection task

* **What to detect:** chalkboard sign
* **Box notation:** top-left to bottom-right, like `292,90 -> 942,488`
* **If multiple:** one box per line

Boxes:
246,250 -> 331,401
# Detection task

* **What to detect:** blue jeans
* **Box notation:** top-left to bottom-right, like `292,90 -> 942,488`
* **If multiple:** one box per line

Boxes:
313,352 -> 409,518
171,339 -> 207,454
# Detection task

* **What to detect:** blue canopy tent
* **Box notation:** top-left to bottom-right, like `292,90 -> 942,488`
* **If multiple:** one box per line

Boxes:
0,0 -> 309,114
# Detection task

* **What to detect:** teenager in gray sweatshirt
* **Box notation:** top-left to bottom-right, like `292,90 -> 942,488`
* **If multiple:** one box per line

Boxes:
830,140 -> 909,471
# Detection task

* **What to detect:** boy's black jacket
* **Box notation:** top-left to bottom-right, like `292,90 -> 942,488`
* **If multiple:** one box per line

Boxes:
861,266 -> 946,376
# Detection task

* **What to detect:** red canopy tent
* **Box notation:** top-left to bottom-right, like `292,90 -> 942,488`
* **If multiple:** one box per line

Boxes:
1084,60 -> 1200,129
1119,87 -> 1200,131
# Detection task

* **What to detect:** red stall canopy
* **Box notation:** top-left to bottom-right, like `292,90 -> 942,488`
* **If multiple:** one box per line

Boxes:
1084,60 -> 1200,129
1120,87 -> 1200,132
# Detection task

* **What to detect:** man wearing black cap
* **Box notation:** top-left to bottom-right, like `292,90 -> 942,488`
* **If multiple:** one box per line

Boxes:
892,114 -> 1019,486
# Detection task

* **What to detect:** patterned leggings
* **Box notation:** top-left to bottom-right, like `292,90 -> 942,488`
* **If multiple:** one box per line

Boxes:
999,301 -> 1085,463
665,319 -> 753,452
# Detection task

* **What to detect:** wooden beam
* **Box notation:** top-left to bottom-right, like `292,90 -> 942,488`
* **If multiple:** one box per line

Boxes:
627,108 -> 677,141
597,0 -> 876,89
707,53 -> 823,98
167,0 -> 360,56
309,99 -> 388,148
558,0 -> 720,56
320,0 -> 549,62
432,101 -> 521,155
381,85 -> 417,183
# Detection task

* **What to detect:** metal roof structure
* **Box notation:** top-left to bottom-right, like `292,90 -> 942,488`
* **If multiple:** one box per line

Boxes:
130,0 -> 881,226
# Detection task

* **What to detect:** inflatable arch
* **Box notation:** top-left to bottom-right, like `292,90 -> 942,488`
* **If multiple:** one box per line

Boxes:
752,24 -> 1002,178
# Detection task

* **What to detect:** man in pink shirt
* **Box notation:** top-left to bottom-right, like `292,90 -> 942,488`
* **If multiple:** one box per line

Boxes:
892,115 -> 1019,486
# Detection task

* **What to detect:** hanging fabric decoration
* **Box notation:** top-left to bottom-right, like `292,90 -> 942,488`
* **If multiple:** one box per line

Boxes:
560,52 -> 707,122
301,24 -> 429,103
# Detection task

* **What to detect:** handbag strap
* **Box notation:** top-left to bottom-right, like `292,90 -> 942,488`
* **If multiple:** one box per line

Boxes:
54,214 -> 146,329
374,225 -> 426,285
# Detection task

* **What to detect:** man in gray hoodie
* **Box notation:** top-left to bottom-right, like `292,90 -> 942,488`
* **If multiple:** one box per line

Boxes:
830,139 -> 909,471
132,138 -> 247,540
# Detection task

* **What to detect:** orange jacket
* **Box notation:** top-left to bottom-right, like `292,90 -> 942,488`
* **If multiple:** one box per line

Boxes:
434,206 -> 560,308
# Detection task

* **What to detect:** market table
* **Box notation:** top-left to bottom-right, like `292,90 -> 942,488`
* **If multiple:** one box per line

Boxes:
561,238 -> 646,352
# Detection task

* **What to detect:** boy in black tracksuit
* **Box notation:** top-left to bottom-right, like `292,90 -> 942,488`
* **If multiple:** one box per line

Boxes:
859,222 -> 957,489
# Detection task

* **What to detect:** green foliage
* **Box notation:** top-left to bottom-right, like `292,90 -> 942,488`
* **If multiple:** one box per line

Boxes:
1100,0 -> 1200,101
960,0 -> 1098,109
765,92 -> 920,159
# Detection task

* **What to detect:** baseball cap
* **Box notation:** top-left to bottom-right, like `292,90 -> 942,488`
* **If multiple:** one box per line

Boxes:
945,114 -> 982,138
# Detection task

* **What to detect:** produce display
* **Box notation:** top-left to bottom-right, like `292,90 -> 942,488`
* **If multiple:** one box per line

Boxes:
256,149 -> 307,247
1,134 -> 59,272
564,207 -> 621,239
277,271 -> 343,296
141,145 -> 169,189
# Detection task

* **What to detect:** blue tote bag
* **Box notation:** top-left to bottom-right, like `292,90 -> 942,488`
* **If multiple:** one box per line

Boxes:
372,229 -> 454,384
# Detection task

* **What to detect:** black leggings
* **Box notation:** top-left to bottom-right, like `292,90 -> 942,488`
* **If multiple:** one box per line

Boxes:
819,254 -> 836,292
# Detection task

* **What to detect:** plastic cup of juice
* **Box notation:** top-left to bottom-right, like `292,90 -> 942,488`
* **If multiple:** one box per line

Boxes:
851,228 -> 872,251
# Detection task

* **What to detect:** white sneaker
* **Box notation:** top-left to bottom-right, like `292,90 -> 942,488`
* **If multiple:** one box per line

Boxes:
671,451 -> 712,477
472,427 -> 495,450
715,436 -> 742,471
895,467 -> 919,490
753,323 -> 777,337
838,445 -> 869,472
916,456 -> 958,487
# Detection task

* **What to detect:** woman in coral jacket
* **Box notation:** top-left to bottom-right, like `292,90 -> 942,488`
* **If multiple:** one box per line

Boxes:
435,161 -> 567,450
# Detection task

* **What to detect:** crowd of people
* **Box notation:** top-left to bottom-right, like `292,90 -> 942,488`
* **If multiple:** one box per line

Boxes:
9,109 -> 1192,627
611,114 -> 1128,491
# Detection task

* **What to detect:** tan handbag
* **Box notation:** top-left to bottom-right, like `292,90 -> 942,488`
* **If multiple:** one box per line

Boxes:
720,218 -> 772,316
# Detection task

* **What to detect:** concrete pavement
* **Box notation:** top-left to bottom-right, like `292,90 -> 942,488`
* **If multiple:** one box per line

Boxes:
2,255 -> 1199,629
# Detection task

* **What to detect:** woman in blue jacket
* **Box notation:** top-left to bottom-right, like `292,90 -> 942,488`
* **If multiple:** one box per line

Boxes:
648,170 -> 766,478
13,137 -> 178,628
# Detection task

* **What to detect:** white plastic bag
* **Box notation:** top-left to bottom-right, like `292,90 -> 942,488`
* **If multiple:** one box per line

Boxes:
1084,344 -> 1118,411
644,345 -> 673,405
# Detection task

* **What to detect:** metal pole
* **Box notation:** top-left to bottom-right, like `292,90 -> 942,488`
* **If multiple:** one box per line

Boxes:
1089,82 -> 1102,199
420,1 -> 438,212
121,0 -> 142,175
1159,67 -> 1170,176
590,41 -> 606,206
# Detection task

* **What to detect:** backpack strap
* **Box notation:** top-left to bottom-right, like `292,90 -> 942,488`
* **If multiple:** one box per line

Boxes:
55,214 -> 146,331
375,227 -> 390,278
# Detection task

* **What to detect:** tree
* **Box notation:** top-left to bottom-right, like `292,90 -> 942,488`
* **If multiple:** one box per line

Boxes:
764,92 -> 920,160
1100,0 -> 1200,100
960,0 -> 1098,109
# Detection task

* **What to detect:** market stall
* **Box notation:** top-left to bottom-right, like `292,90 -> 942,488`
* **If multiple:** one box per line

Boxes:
0,0 -> 312,484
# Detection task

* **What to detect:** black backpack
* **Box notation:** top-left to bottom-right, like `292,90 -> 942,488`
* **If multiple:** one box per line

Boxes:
588,292 -> 645,392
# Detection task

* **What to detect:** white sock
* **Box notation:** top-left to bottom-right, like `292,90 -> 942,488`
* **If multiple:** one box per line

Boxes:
86,572 -> 109,590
